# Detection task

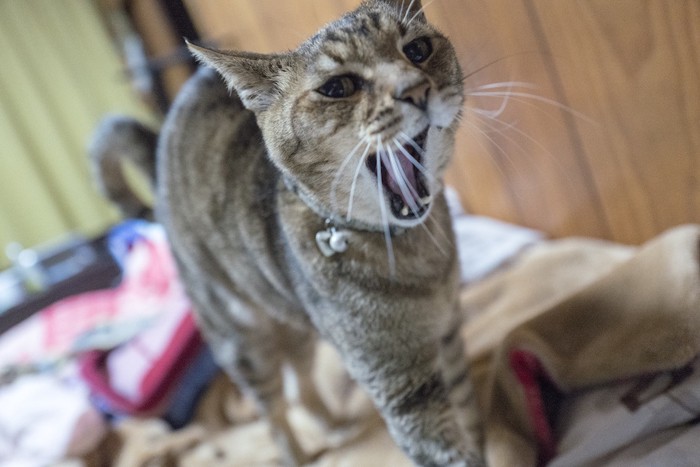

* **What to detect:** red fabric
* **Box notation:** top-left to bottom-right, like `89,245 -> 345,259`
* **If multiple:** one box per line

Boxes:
80,312 -> 202,415
509,350 -> 557,464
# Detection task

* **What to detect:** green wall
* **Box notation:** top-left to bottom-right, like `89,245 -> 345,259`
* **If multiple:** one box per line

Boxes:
0,0 -> 154,267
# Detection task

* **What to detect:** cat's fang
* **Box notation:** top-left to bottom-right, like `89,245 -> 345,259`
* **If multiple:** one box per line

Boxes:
420,195 -> 432,206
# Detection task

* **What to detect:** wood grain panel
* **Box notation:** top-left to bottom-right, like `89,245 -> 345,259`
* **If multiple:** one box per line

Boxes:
533,0 -> 700,243
434,0 -> 613,238
182,0 -> 700,244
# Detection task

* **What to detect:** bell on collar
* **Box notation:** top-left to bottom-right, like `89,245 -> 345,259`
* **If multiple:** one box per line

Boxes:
315,224 -> 349,257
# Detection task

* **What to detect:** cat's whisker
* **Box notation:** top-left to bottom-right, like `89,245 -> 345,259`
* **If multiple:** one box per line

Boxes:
472,107 -> 505,120
401,0 -> 418,24
461,51 -> 551,82
395,134 -> 437,185
426,208 -> 452,249
346,141 -> 373,222
420,219 -> 449,256
471,94 -> 573,131
470,107 -> 548,155
468,108 -> 579,189
468,90 -> 597,125
469,81 -> 538,91
406,0 -> 437,27
386,142 -> 448,257
386,145 -> 421,215
460,116 -> 519,181
467,80 -> 520,119
331,137 -> 370,213
397,133 -> 424,157
398,0 -> 407,20
475,90 -> 512,119
377,137 -> 396,275
470,108 -> 519,132
412,198 -> 449,256
426,227 -> 449,256
468,109 -> 538,176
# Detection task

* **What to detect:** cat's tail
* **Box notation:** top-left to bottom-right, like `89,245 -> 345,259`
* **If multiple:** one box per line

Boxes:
89,115 -> 158,220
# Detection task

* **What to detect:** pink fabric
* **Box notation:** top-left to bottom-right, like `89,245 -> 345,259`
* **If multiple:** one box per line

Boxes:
0,225 -> 187,368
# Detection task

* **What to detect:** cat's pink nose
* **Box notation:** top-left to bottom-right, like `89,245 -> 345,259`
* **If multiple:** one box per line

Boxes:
397,80 -> 430,111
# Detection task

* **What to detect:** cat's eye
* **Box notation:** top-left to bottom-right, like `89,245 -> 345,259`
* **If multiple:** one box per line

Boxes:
403,37 -> 433,64
317,75 -> 361,98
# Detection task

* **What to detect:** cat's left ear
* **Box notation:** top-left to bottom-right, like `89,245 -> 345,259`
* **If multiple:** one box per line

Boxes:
187,40 -> 290,113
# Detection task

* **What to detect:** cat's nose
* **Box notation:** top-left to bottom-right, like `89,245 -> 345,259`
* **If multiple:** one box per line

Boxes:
396,80 -> 430,111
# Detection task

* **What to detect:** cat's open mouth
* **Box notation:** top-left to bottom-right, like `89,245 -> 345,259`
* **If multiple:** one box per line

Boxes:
366,127 -> 431,220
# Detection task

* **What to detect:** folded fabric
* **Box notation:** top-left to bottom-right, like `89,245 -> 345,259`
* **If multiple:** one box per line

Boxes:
461,225 -> 700,466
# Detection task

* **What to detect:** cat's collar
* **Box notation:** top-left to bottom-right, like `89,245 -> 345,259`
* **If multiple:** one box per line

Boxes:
282,176 -> 405,256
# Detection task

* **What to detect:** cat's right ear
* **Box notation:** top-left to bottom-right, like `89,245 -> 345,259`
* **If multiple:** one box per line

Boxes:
186,40 -> 289,113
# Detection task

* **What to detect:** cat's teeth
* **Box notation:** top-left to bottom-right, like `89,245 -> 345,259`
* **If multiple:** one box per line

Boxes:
401,205 -> 410,216
420,195 -> 433,206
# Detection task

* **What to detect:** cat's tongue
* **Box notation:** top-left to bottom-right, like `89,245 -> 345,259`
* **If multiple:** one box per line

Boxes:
379,148 -> 419,204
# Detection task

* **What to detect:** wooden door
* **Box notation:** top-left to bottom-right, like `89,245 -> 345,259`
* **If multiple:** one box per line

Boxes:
182,0 -> 700,244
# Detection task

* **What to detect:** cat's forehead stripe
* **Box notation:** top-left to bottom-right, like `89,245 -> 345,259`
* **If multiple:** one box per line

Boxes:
312,9 -> 406,68
317,6 -> 397,44
322,31 -> 345,44
367,11 -> 382,30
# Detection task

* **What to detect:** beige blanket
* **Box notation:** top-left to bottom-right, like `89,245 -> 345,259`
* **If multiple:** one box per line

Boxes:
467,224 -> 700,466
73,225 -> 700,466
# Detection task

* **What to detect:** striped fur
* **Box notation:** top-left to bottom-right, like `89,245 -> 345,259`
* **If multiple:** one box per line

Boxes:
91,1 -> 484,465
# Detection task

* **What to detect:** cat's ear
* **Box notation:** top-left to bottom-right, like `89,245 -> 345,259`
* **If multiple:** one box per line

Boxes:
187,40 -> 290,113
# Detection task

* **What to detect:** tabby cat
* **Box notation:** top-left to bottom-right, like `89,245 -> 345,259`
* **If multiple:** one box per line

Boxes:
91,0 -> 484,465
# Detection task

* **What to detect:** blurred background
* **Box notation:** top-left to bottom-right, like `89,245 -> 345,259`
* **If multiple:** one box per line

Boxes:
0,0 -> 699,311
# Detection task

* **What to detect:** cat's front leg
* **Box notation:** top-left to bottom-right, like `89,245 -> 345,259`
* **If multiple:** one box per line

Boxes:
380,353 -> 485,467
317,303 -> 485,467
436,313 -> 486,466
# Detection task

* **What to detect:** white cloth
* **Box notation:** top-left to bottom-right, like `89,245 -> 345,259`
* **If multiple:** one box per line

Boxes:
445,187 -> 544,283
551,357 -> 700,467
0,373 -> 107,467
